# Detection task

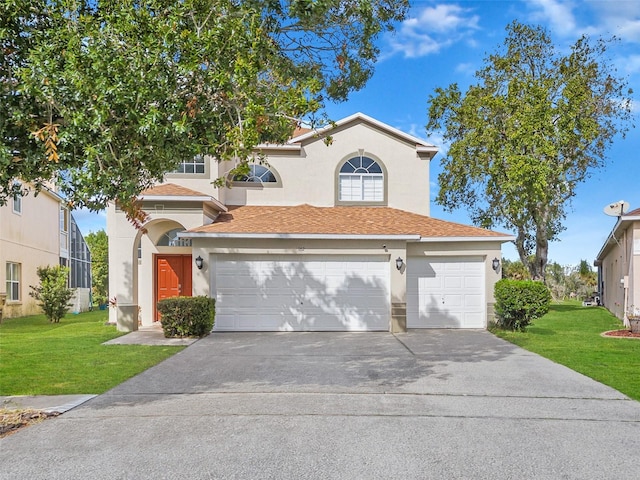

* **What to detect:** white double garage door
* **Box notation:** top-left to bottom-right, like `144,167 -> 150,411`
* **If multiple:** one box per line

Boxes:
212,254 -> 485,331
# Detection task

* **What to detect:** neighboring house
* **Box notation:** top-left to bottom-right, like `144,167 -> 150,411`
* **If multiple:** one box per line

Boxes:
107,113 -> 514,332
595,208 -> 640,326
0,182 -> 92,318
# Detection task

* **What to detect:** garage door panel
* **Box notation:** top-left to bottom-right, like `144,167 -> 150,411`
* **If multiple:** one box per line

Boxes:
465,294 -> 483,307
407,256 -> 486,329
465,276 -> 483,289
444,276 -> 463,289
213,255 -> 390,331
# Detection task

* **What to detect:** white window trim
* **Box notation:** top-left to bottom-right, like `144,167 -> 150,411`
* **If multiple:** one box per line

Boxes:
336,154 -> 387,205
6,262 -> 21,302
12,194 -> 22,215
231,164 -> 282,187
167,155 -> 209,179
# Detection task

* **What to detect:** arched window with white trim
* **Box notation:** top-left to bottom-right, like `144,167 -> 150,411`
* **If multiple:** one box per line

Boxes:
338,155 -> 384,202
233,164 -> 278,184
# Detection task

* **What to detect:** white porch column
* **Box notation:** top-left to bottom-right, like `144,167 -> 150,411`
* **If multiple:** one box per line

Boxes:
107,203 -> 139,332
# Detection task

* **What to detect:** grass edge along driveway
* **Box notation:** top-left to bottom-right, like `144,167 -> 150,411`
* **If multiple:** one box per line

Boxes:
0,310 -> 184,396
492,302 -> 640,402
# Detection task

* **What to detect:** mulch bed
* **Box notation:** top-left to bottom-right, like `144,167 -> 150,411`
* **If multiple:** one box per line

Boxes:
601,329 -> 640,339
0,409 -> 59,438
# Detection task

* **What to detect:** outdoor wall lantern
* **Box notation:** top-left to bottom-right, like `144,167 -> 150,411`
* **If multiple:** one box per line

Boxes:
396,257 -> 404,271
195,256 -> 204,270
492,257 -> 500,272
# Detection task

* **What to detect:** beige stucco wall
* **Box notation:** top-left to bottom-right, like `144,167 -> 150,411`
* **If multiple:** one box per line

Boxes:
598,221 -> 638,320
107,202 -> 213,329
163,157 -> 223,200
0,188 -> 61,318
217,121 -> 431,215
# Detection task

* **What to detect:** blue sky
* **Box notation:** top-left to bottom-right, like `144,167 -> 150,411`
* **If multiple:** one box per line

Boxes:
74,0 -> 640,268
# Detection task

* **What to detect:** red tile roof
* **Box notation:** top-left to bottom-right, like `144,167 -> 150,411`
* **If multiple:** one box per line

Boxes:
291,126 -> 313,138
187,204 -> 510,238
626,207 -> 640,217
140,184 -> 210,197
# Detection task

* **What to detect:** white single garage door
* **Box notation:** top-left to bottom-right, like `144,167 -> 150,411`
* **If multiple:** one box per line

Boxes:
407,256 -> 485,328
212,254 -> 390,331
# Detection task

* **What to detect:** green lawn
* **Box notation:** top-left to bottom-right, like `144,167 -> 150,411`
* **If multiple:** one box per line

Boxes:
0,310 -> 184,395
492,302 -> 640,401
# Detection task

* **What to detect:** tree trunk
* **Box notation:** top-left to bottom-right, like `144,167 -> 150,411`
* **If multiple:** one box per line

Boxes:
513,226 -> 548,282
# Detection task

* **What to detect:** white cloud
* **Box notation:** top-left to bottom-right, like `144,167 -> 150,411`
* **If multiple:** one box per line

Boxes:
589,1 -> 640,42
622,54 -> 640,74
526,0 -> 640,43
383,4 -> 480,59
405,122 -> 428,141
527,0 -> 578,37
454,62 -> 475,75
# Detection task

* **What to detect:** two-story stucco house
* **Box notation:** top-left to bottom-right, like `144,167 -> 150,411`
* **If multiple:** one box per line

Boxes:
595,207 -> 640,326
1,183 -> 92,319
107,113 -> 513,332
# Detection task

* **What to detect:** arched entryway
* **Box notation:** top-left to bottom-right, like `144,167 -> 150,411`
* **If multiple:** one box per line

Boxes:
133,219 -> 194,325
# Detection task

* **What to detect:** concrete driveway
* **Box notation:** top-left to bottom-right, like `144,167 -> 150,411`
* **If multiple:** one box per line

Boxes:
2,330 -> 639,479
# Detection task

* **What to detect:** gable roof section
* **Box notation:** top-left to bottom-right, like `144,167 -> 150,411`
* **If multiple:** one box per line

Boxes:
139,183 -> 227,212
182,204 -> 513,241
255,113 -> 439,158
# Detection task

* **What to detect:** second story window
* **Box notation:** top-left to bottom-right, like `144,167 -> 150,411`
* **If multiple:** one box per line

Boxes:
175,155 -> 205,174
338,156 -> 384,203
233,164 -> 277,184
12,192 -> 21,214
60,206 -> 68,233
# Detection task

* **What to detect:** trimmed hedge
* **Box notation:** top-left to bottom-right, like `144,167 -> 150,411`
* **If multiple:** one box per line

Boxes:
157,296 -> 215,338
494,279 -> 551,331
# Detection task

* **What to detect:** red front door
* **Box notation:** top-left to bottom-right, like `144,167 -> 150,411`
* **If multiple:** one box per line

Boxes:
155,255 -> 193,320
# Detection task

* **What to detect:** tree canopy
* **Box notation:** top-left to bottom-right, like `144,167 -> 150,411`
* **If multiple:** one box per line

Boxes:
1,0 -> 408,217
427,21 -> 633,280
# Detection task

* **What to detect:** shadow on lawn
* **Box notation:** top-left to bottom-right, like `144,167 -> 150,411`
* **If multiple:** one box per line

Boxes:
527,327 -> 555,336
549,303 -> 585,313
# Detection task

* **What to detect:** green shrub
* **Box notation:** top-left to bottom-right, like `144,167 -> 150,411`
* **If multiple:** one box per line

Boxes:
157,296 -> 215,337
494,279 -> 551,331
29,266 -> 74,323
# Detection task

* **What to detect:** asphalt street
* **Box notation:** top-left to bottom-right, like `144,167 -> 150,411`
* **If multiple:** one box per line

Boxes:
1,330 -> 639,479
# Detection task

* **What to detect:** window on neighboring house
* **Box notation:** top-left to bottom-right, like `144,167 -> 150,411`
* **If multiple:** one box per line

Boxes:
233,164 -> 277,184
338,156 -> 384,202
157,228 -> 192,247
175,155 -> 206,174
6,262 -> 21,301
60,206 -> 68,233
12,192 -> 21,214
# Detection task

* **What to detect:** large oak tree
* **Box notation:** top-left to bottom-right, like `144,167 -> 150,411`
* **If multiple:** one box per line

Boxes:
427,21 -> 633,280
1,0 -> 408,217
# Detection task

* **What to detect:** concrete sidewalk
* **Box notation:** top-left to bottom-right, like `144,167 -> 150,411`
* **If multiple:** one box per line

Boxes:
0,394 -> 96,414
102,324 -> 200,346
1,330 -> 639,479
